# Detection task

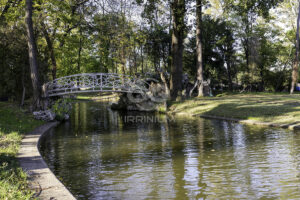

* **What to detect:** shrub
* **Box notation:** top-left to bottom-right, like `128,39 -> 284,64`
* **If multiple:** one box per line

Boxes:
51,99 -> 72,121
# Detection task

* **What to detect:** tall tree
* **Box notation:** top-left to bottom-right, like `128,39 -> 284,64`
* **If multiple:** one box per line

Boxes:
170,0 -> 186,100
196,0 -> 204,97
25,0 -> 41,109
290,2 -> 300,94
40,21 -> 57,80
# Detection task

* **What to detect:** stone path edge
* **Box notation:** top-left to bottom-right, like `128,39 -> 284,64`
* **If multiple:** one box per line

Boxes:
17,122 -> 76,200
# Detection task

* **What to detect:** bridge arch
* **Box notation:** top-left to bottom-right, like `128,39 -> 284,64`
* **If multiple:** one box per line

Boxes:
44,73 -> 149,97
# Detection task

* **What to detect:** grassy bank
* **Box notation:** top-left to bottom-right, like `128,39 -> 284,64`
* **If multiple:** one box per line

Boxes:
169,93 -> 300,126
0,102 -> 44,199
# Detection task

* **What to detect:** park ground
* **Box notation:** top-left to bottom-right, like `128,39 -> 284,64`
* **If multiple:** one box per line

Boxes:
0,102 -> 43,199
168,93 -> 300,127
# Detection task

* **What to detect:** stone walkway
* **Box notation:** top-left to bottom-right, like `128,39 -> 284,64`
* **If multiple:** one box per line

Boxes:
18,122 -> 76,200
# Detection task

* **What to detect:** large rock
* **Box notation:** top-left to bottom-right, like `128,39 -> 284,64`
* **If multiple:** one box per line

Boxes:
33,110 -> 56,121
111,82 -> 168,112
110,93 -> 158,111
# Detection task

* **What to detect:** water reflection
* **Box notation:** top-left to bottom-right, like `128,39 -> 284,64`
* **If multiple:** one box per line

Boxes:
40,102 -> 300,199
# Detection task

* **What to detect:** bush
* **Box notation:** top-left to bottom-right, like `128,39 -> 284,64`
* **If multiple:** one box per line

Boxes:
51,99 -> 72,121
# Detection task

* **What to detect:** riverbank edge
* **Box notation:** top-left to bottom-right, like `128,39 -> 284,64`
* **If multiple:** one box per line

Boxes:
17,122 -> 76,200
78,97 -> 300,130
171,112 -> 300,130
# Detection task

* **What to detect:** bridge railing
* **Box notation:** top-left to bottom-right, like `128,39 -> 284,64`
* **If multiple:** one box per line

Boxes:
45,73 -> 149,97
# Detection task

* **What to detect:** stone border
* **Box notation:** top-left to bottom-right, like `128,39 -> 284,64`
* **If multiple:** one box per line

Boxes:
17,122 -> 76,200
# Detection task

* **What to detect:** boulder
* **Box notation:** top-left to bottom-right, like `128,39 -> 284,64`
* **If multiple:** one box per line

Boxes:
33,110 -> 56,121
111,82 -> 168,112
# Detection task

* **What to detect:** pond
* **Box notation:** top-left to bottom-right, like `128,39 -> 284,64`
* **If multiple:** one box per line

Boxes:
40,101 -> 300,199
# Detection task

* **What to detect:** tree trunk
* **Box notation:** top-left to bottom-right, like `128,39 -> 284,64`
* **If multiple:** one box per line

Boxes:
244,38 -> 250,73
160,70 -> 171,99
290,3 -> 300,94
121,47 -> 126,75
78,17 -> 83,73
226,59 -> 233,91
168,5 -> 172,71
20,64 -> 26,107
78,36 -> 82,73
133,42 -> 137,74
141,45 -> 144,74
244,15 -> 250,74
170,0 -> 185,100
41,21 -> 57,80
196,0 -> 204,97
259,66 -> 265,92
25,0 -> 41,110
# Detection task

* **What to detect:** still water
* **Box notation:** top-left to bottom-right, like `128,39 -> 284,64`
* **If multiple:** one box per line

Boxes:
40,102 -> 300,199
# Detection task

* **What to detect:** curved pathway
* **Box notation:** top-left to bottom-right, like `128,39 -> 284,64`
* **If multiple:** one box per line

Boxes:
17,122 -> 76,200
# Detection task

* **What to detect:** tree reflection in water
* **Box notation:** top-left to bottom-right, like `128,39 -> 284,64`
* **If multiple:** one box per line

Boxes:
40,102 -> 300,200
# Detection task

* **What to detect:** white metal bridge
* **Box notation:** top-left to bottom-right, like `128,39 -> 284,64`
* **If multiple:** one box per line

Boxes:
44,73 -> 149,97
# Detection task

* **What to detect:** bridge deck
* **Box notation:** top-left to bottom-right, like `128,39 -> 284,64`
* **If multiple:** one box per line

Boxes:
44,73 -> 149,97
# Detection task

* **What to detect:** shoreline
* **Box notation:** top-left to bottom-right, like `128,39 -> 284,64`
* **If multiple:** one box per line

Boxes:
168,111 -> 300,130
175,113 -> 300,130
167,94 -> 300,130
17,122 -> 76,200
72,94 -> 300,130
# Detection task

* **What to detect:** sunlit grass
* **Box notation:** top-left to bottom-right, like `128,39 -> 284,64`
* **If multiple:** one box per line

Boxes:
0,102 -> 44,199
169,93 -> 300,125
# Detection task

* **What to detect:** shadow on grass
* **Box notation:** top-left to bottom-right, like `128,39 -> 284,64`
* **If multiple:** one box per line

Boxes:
176,97 -> 300,125
206,103 -> 300,120
0,153 -> 27,185
0,102 -> 44,136
0,153 -> 34,198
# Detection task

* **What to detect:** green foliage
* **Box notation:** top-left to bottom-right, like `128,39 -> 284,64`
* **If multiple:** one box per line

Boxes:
0,24 -> 31,100
184,16 -> 237,88
51,99 -> 72,121
0,0 -> 298,100
157,103 -> 167,113
0,102 -> 44,199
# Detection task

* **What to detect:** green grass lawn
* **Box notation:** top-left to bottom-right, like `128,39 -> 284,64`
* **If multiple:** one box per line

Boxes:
169,93 -> 300,126
0,102 -> 44,199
